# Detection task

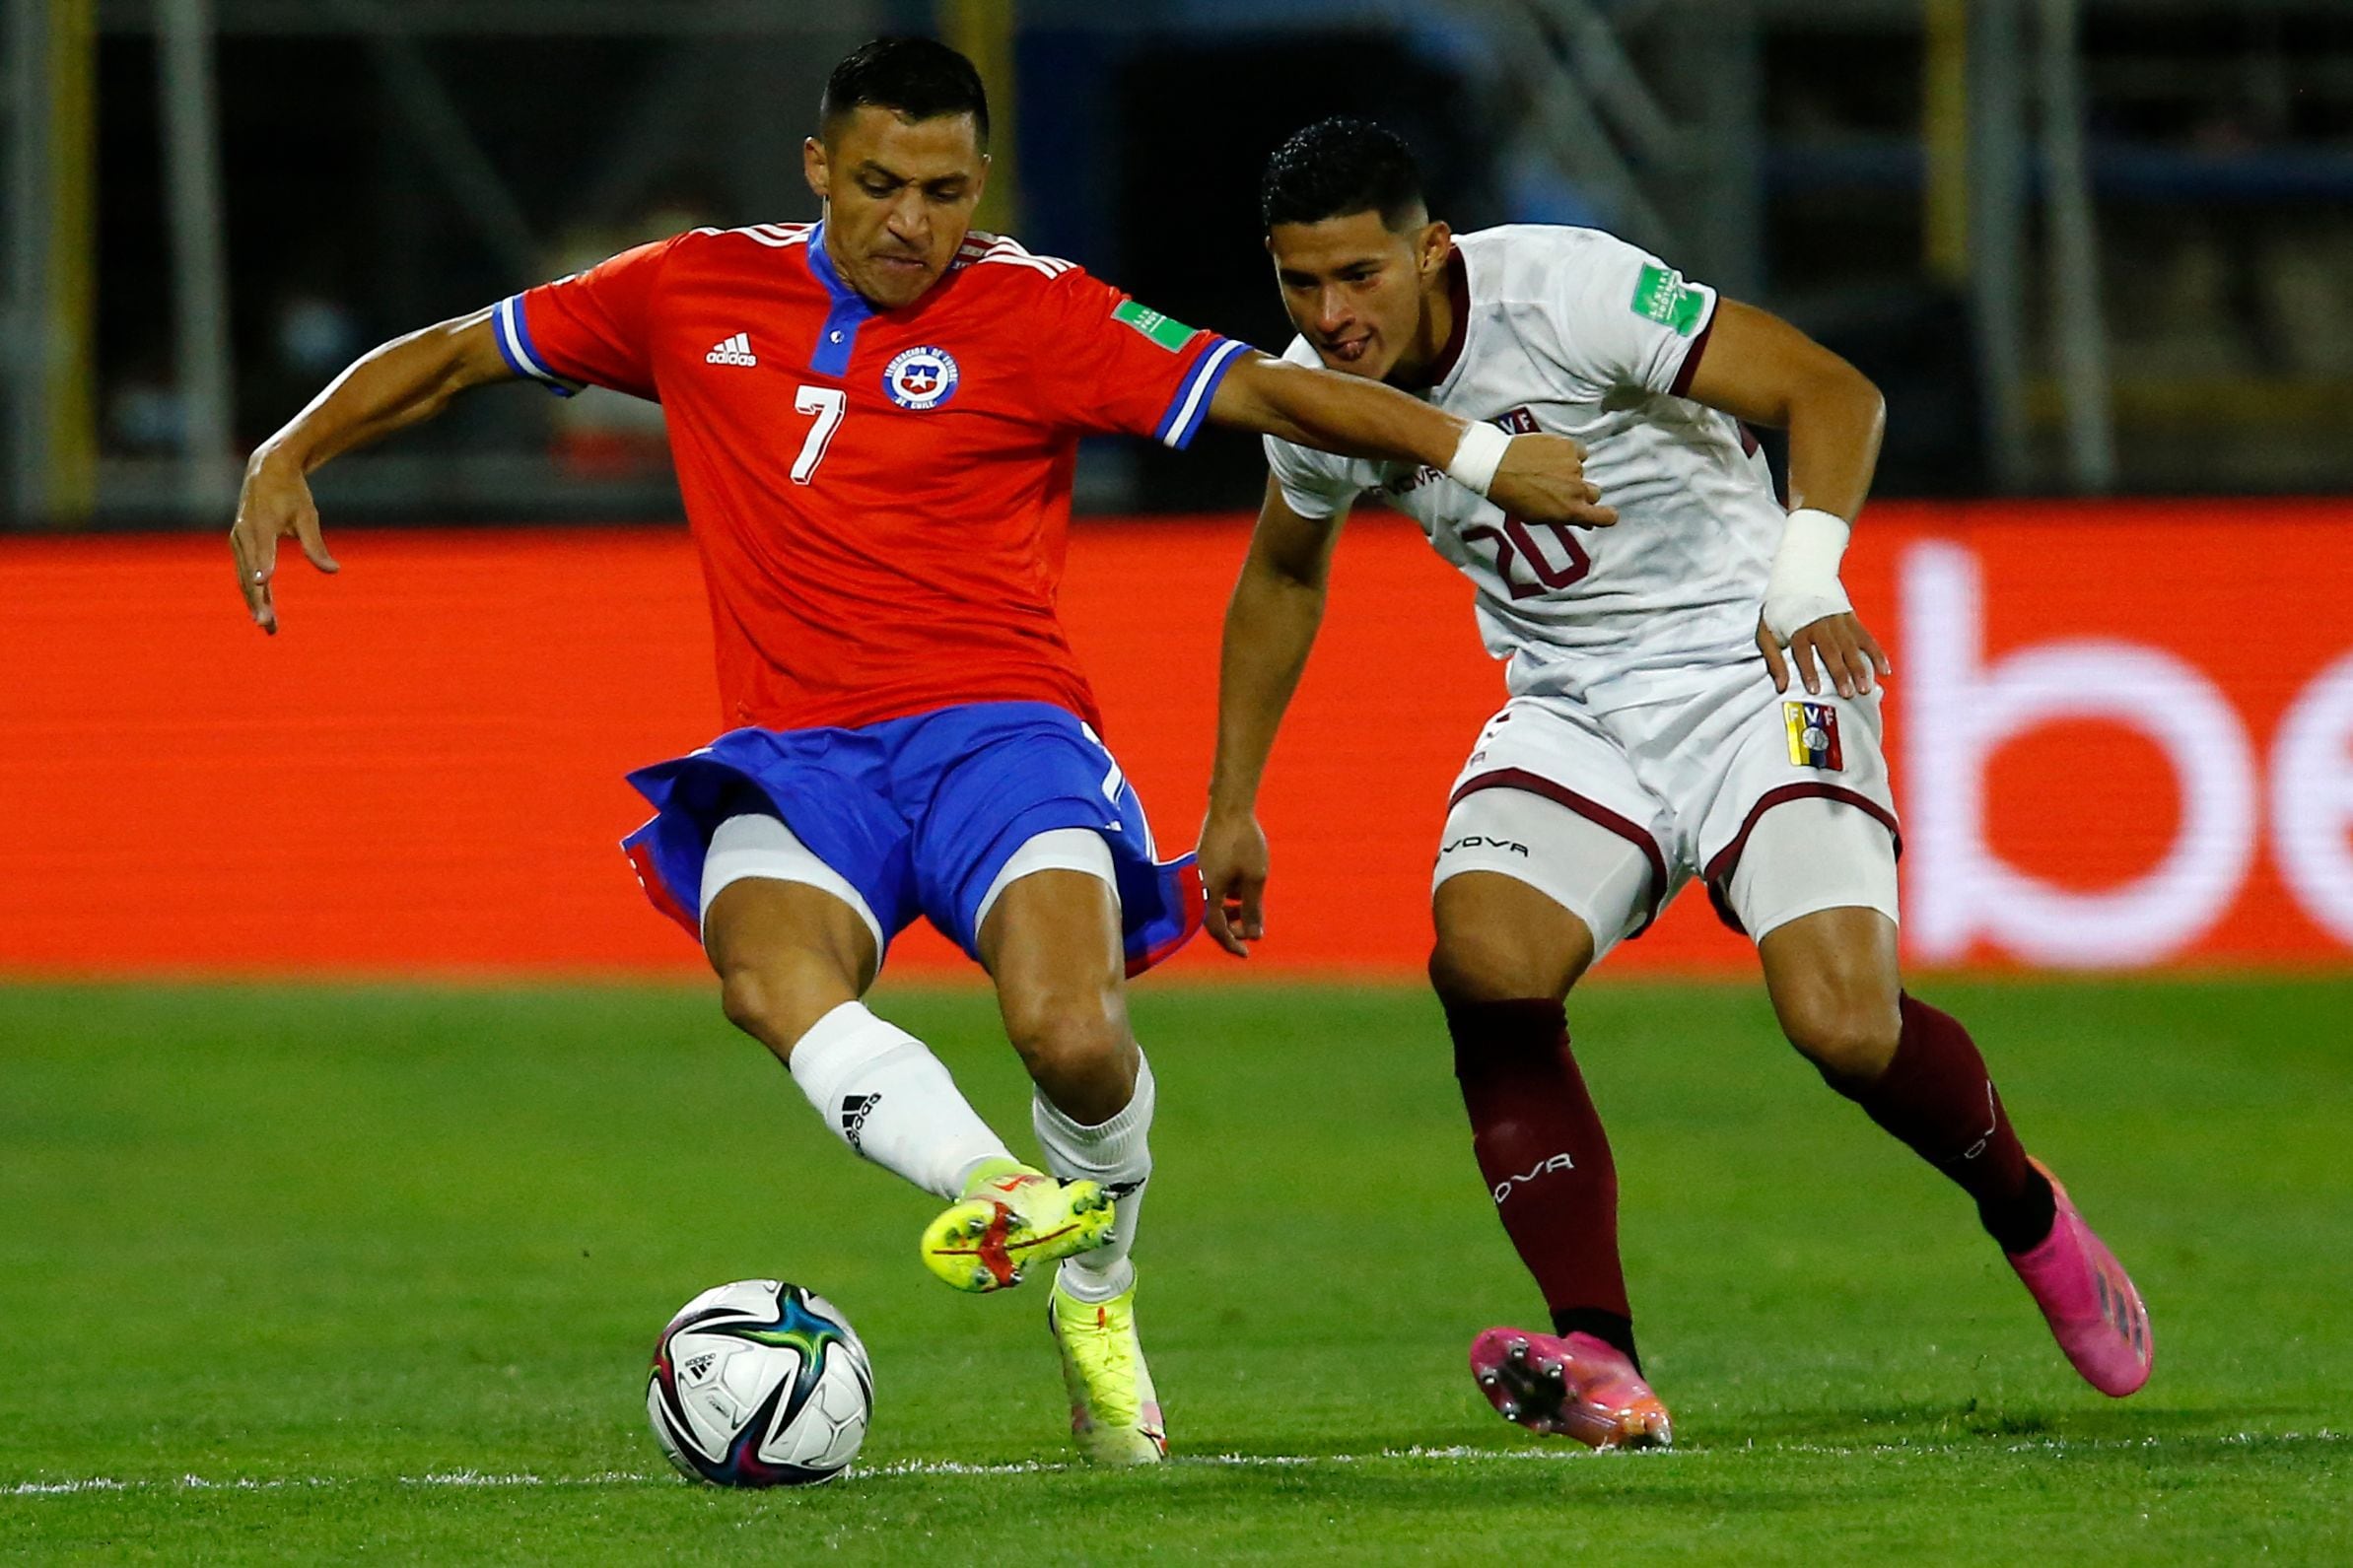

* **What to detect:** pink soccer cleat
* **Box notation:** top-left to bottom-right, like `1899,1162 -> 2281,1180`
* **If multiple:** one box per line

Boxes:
1470,1328 -> 1673,1450
2004,1158 -> 2153,1397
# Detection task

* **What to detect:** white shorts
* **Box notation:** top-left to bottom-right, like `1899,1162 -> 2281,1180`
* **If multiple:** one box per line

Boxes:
1431,663 -> 1900,958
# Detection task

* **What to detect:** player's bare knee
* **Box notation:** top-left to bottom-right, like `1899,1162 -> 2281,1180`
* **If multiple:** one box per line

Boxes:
1429,939 -> 1519,1007
716,960 -> 789,1051
1002,986 -> 1133,1116
1761,911 -> 1903,1081
1777,976 -> 1902,1082
715,955 -> 854,1062
1427,920 -> 1588,1006
1430,873 -> 1595,1005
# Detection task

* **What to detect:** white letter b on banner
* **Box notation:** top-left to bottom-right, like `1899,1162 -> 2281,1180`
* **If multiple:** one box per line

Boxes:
1902,542 -> 2258,967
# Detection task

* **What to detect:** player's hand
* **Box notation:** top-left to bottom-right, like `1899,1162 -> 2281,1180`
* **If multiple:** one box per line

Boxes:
1758,610 -> 1890,699
230,449 -> 339,635
1486,434 -> 1618,529
1197,806 -> 1270,958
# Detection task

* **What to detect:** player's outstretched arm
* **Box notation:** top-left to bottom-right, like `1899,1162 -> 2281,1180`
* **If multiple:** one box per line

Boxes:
231,309 -> 516,634
1205,353 -> 1617,530
1682,300 -> 1891,699
1199,479 -> 1347,958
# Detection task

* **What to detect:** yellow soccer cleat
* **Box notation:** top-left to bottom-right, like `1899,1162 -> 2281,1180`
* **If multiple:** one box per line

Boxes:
920,1161 -> 1116,1293
1048,1273 -> 1167,1466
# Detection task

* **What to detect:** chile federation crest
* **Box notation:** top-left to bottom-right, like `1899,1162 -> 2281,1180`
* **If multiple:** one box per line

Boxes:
884,346 -> 960,411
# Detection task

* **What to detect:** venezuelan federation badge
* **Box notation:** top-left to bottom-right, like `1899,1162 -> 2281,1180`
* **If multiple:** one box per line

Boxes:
1784,701 -> 1845,771
884,345 -> 959,410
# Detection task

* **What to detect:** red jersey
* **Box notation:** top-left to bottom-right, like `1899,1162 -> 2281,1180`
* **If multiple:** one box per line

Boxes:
495,222 -> 1245,732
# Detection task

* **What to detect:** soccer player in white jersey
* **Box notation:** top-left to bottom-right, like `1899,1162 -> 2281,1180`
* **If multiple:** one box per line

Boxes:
1197,119 -> 2154,1448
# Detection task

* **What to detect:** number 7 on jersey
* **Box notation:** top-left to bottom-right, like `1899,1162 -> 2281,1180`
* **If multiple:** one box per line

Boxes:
792,385 -> 847,484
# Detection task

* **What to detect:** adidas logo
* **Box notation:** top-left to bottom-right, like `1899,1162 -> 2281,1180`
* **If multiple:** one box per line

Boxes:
839,1093 -> 880,1153
705,331 -> 756,367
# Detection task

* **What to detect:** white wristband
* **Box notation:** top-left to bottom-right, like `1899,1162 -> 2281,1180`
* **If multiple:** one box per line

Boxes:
1444,422 -> 1511,498
1763,507 -> 1853,643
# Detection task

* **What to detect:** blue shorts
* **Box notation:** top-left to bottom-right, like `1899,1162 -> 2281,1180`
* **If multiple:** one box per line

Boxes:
620,701 -> 1203,975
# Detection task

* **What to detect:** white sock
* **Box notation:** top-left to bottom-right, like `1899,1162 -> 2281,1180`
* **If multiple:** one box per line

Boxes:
787,1001 -> 1012,1202
1032,1052 -> 1154,1303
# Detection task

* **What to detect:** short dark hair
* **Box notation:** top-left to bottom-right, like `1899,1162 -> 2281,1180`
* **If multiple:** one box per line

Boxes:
820,37 -> 991,150
1261,117 -> 1426,232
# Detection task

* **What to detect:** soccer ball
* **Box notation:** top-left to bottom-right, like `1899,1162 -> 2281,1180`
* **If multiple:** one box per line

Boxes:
646,1279 -> 874,1486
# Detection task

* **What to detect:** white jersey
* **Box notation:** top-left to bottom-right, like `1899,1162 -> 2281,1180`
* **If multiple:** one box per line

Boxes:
1266,224 -> 1785,713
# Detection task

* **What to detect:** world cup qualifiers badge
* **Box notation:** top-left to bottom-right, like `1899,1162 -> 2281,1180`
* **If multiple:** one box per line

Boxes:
1783,701 -> 1845,771
884,346 -> 959,411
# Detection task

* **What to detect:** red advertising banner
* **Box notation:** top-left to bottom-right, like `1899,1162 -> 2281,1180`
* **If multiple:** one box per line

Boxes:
2,502 -> 2347,979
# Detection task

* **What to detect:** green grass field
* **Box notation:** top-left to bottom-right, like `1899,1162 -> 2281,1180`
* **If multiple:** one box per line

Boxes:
2,977 -> 2347,1563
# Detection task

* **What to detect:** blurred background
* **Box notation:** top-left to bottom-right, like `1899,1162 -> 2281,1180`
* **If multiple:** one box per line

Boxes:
1,0 -> 2348,982
5,0 -> 2353,528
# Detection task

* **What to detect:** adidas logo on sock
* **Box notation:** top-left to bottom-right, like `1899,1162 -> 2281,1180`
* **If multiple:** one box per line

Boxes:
839,1093 -> 879,1152
705,331 -> 756,367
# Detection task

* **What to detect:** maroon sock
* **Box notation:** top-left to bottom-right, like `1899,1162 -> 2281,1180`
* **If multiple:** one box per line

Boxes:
1445,998 -> 1637,1365
1826,994 -> 2054,1252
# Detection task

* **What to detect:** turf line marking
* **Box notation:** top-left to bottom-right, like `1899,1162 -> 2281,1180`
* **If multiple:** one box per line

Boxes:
10,1429 -> 2341,1496
861,1445 -> 1631,1479
4,1449 -> 1621,1496
3,1450 -> 1603,1496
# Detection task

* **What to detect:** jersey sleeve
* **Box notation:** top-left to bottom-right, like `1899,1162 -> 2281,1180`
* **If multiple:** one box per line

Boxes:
1259,338 -> 1364,520
1547,234 -> 1719,400
1027,268 -> 1251,448
499,235 -> 686,401
1262,434 -> 1358,521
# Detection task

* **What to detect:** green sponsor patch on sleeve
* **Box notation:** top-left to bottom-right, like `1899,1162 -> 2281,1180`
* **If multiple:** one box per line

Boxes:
1112,298 -> 1200,352
1629,263 -> 1706,336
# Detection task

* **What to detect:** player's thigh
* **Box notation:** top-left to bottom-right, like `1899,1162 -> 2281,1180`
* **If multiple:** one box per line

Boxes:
700,812 -> 884,1056
1431,786 -> 1658,1004
1434,696 -> 1667,1000
975,829 -> 1126,980
1733,799 -> 1904,1076
976,841 -> 1138,1112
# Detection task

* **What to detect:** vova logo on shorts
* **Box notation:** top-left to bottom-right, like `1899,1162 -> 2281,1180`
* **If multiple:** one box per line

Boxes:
883,345 -> 959,410
1441,834 -> 1529,857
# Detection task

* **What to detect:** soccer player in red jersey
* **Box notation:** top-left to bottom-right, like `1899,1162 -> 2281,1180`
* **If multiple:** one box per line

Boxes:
226,40 -> 1611,1465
